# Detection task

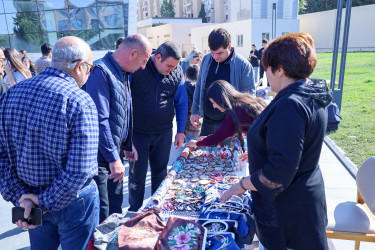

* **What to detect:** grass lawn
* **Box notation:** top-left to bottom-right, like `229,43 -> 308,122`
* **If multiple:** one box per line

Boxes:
310,52 -> 375,167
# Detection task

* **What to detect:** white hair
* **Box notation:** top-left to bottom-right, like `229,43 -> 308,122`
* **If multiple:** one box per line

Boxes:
51,41 -> 89,72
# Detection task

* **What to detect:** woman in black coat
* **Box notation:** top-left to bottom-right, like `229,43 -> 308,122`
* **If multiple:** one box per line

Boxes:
220,33 -> 332,250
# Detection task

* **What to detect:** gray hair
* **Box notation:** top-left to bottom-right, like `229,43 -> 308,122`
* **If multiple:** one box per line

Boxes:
51,40 -> 89,73
119,34 -> 150,54
155,41 -> 182,62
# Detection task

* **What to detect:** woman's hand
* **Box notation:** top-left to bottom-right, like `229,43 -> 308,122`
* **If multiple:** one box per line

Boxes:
238,152 -> 248,162
186,140 -> 197,148
220,183 -> 246,203
196,136 -> 206,142
3,62 -> 11,74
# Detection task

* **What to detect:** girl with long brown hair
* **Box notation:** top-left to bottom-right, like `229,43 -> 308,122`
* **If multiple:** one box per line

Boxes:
20,50 -> 36,76
186,79 -> 267,150
3,48 -> 32,86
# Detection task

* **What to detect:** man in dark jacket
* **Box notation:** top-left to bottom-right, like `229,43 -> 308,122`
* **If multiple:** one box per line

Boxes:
0,49 -> 9,95
258,39 -> 269,85
84,34 -> 152,222
129,41 -> 188,211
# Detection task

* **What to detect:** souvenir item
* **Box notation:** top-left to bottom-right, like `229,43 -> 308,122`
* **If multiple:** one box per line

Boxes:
219,148 -> 232,159
118,211 -> 165,250
156,216 -> 207,250
206,233 -> 240,250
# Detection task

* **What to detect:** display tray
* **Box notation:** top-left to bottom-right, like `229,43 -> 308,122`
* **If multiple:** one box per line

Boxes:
142,139 -> 248,220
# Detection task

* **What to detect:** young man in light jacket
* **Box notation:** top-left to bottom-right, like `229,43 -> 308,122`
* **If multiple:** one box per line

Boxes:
190,28 -> 255,136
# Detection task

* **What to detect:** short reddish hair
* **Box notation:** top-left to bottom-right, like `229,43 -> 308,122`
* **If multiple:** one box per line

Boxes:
261,32 -> 317,79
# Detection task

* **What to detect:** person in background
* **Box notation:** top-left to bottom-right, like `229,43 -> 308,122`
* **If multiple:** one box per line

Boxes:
35,43 -> 52,75
220,33 -> 331,250
258,39 -> 269,85
249,44 -> 260,84
84,34 -> 152,222
116,37 -> 125,49
3,48 -> 32,86
0,36 -> 100,250
129,41 -> 188,211
20,50 -> 36,76
186,80 -> 267,149
190,28 -> 255,137
0,49 -> 9,95
180,49 -> 202,74
184,64 -> 201,142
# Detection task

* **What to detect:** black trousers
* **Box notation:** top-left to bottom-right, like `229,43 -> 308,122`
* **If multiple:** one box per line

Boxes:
200,116 -> 224,136
128,130 -> 172,211
94,162 -> 124,223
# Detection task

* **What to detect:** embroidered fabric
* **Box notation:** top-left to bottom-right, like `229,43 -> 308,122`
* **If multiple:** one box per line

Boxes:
258,169 -> 282,189
156,216 -> 206,250
117,211 -> 165,250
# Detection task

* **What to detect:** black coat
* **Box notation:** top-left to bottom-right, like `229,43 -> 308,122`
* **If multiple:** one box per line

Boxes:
247,79 -> 332,250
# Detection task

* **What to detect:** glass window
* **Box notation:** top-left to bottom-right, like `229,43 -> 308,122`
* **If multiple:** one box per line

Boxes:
40,11 -> 57,32
41,32 -> 59,45
9,33 -> 42,52
70,29 -> 100,49
262,32 -> 270,41
69,0 -> 96,8
55,9 -> 70,31
0,35 -> 11,48
0,1 -> 4,14
97,5 -> 124,29
3,0 -> 38,13
99,29 -> 125,50
6,12 -> 41,35
0,14 -> 8,34
70,8 -> 99,30
38,0 -> 67,10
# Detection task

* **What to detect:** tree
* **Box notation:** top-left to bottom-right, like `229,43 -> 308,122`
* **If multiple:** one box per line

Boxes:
161,0 -> 175,18
198,3 -> 208,22
298,0 -> 307,14
301,0 -> 375,14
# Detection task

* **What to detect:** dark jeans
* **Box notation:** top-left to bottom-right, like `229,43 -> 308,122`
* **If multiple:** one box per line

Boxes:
94,162 -> 124,223
200,116 -> 224,136
29,180 -> 99,250
128,130 -> 172,211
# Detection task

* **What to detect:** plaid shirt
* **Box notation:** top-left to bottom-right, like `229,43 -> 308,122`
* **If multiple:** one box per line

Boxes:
0,67 -> 99,211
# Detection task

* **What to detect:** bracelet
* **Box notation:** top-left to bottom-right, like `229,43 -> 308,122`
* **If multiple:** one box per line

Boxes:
239,177 -> 247,191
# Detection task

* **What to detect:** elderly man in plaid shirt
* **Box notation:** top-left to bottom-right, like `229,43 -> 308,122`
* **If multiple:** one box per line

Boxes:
0,36 -> 99,249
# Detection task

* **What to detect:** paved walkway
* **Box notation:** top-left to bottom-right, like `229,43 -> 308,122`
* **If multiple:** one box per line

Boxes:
1,135 -> 374,249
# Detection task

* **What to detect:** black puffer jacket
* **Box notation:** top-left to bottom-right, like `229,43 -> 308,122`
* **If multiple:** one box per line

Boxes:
247,78 -> 332,250
131,58 -> 183,134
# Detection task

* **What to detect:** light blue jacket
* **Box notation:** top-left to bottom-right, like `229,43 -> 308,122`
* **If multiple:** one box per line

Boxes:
191,48 -> 255,116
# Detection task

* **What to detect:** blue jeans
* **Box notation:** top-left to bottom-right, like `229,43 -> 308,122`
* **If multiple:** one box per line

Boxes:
29,180 -> 99,250
253,66 -> 259,84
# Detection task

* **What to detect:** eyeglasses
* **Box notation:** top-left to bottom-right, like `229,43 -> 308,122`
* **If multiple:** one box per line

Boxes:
71,59 -> 95,74
0,58 -> 9,65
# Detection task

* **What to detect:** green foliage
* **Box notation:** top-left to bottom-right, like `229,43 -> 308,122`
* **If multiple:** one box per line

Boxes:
198,3 -> 208,23
161,0 -> 175,18
300,0 -> 375,14
310,52 -> 375,167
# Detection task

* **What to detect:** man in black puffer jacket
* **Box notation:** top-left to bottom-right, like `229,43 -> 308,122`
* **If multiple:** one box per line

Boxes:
129,42 -> 188,211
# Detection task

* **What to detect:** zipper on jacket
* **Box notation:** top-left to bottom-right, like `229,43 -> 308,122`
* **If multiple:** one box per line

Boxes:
118,74 -> 129,151
215,62 -> 220,74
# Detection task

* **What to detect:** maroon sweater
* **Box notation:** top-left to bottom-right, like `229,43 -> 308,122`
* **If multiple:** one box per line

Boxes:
197,106 -> 255,147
